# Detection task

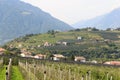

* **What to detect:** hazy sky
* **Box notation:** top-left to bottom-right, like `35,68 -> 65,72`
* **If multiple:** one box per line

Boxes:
21,0 -> 120,25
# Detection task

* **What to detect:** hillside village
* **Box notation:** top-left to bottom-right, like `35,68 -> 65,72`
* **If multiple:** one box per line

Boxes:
2,29 -> 120,66
1,46 -> 120,65
1,0 -> 120,79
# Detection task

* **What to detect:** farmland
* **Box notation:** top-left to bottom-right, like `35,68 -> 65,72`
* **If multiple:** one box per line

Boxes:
0,56 -> 120,80
19,58 -> 120,80
1,0 -> 120,79
3,31 -> 120,59
4,30 -> 120,61
6,30 -> 120,49
2,30 -> 120,80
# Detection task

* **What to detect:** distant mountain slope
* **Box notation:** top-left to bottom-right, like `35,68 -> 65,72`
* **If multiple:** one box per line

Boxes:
73,7 -> 120,29
0,0 -> 73,44
5,30 -> 120,54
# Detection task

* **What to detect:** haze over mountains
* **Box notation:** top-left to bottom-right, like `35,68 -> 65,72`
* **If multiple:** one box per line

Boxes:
73,7 -> 120,29
0,0 -> 73,44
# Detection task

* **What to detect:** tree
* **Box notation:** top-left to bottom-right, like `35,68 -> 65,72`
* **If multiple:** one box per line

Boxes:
47,30 -> 56,37
106,28 -> 112,31
92,27 -> 99,31
75,29 -> 81,31
70,54 -> 75,61
115,27 -> 120,31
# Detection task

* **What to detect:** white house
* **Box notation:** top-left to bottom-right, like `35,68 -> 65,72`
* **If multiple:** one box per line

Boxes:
104,61 -> 120,65
62,42 -> 67,46
91,60 -> 97,64
20,52 -> 32,57
52,54 -> 65,61
18,44 -> 22,48
77,36 -> 82,40
37,45 -> 41,48
56,41 -> 67,46
20,48 -> 33,57
74,56 -> 86,62
34,54 -> 46,59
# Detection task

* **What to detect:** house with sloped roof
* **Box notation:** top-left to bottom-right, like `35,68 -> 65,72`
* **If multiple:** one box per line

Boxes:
104,61 -> 120,65
20,52 -> 32,57
74,56 -> 86,62
51,54 -> 65,61
77,36 -> 82,40
34,54 -> 46,59
0,48 -> 5,55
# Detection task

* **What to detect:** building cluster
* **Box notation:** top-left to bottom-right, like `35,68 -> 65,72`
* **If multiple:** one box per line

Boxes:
20,50 -> 120,65
1,46 -> 120,66
20,49 -> 86,62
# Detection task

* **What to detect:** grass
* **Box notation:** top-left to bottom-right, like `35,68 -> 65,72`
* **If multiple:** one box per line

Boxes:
0,65 -> 6,80
11,66 -> 24,80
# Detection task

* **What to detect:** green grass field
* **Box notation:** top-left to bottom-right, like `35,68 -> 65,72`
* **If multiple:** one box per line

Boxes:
11,66 -> 24,80
0,65 -> 6,80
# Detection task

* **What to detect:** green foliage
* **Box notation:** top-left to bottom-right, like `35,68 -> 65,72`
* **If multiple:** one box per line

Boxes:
47,30 -> 56,37
12,57 -> 19,65
4,50 -> 12,56
0,66 -> 6,80
3,57 -> 9,65
91,31 -> 120,40
69,54 -> 75,61
73,27 -> 99,32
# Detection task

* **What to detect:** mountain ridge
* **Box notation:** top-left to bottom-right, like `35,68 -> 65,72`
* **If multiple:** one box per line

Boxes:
0,0 -> 73,44
73,7 -> 120,29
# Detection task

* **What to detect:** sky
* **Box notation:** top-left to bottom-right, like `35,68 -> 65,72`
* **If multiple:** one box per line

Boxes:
21,0 -> 120,25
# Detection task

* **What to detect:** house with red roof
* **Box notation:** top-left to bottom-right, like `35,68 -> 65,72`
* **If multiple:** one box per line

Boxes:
0,48 -> 5,55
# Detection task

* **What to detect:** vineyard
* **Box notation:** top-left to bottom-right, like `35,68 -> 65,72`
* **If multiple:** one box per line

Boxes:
0,56 -> 120,80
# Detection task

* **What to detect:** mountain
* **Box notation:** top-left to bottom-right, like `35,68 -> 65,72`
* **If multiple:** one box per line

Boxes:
0,0 -> 73,44
73,7 -> 120,29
